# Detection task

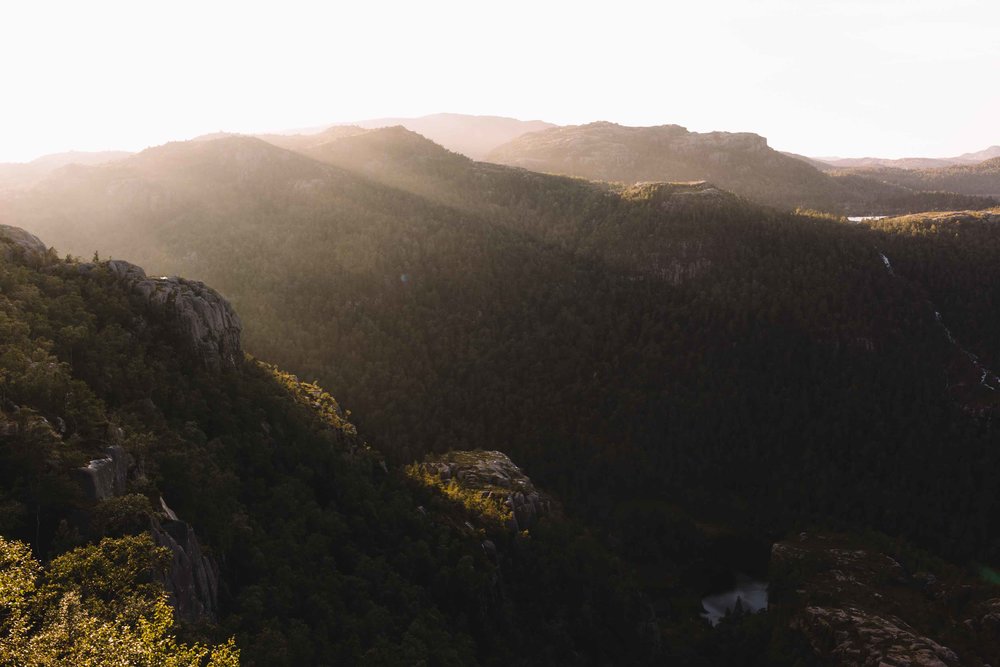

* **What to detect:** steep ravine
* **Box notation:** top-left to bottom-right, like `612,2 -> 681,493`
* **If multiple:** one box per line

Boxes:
878,248 -> 1000,393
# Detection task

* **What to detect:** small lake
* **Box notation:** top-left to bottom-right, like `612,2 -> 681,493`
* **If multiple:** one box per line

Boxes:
848,215 -> 888,222
700,576 -> 768,626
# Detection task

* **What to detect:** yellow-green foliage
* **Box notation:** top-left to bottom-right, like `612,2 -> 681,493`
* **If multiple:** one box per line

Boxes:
405,464 -> 513,528
254,359 -> 357,437
0,534 -> 239,666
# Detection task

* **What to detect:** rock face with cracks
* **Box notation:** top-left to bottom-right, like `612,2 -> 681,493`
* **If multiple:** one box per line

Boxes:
770,532 -> 1000,666
1,224 -> 242,371
103,259 -> 243,371
0,224 -> 240,622
75,446 -> 130,501
0,223 -> 48,264
151,499 -> 220,623
71,444 -> 221,623
415,450 -> 553,532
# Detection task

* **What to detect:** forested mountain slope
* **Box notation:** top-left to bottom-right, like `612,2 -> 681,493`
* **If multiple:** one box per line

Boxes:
835,158 -> 1000,198
866,208 -> 1000,375
0,224 -> 656,665
486,121 -> 995,214
5,132 -> 1000,661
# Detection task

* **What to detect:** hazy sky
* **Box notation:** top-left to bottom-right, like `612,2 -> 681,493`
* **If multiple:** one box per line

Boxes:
1,0 -> 998,162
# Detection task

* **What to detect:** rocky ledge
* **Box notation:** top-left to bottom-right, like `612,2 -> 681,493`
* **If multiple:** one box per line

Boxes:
414,450 -> 553,532
75,445 -> 130,501
152,497 -> 220,623
72,443 -> 220,623
771,532 -> 1000,666
1,224 -> 242,371
100,259 -> 242,371
0,223 -> 48,265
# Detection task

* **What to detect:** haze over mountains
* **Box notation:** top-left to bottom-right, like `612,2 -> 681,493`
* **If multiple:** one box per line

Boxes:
341,113 -> 556,160
816,145 -> 1000,170
5,113 -> 999,215
832,158 -> 1000,198
486,121 -> 997,214
0,150 -> 133,190
4,111 -> 1000,664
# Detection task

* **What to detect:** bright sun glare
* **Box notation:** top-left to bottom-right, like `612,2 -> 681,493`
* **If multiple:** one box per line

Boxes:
1,0 -> 998,162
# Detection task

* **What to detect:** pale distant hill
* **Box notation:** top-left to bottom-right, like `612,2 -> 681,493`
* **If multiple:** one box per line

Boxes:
27,150 -> 132,168
0,150 -> 132,189
833,157 -> 1000,198
954,145 -> 1000,163
487,121 -> 994,214
818,156 -> 959,170
276,113 -> 555,160
347,113 -> 555,159
780,151 -> 837,171
816,145 -> 1000,169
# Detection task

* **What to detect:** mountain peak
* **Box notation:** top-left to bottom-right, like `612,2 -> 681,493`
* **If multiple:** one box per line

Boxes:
343,113 -> 555,159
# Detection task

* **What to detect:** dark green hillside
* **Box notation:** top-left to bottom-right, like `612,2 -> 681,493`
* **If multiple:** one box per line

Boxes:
0,227 -> 654,665
486,121 -> 995,214
866,208 -> 1000,372
6,134 -> 1000,661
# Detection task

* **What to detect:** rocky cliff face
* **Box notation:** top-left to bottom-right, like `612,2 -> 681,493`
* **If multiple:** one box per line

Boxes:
75,446 -> 130,501
1,224 -> 243,372
70,438 -> 221,623
414,450 -> 553,532
0,223 -> 48,265
0,223 -> 230,622
771,533 -> 1000,666
151,498 -> 220,623
99,259 -> 243,371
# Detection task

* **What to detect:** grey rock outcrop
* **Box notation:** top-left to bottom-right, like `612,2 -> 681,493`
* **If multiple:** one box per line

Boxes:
104,259 -> 243,370
792,605 -> 960,666
151,500 -> 220,623
70,442 -> 220,623
75,446 -> 130,501
769,533 -> 989,666
417,450 -> 553,531
0,224 -> 48,265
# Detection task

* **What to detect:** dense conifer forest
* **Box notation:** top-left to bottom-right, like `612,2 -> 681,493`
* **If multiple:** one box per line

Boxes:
3,126 -> 1000,664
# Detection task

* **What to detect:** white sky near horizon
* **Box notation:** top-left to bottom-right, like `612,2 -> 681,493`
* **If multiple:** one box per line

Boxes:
0,0 -> 998,163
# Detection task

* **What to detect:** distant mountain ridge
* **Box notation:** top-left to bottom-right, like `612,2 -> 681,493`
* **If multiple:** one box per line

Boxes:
486,121 -> 994,214
816,145 -> 1000,169
0,150 -> 132,190
833,157 -> 1000,198
275,112 -> 555,160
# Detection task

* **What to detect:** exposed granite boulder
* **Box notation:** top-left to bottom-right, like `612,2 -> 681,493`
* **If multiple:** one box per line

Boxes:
104,259 -> 243,371
770,533 -> 999,666
75,446 -> 130,501
69,440 -> 220,623
55,256 -> 241,370
151,499 -> 220,623
0,224 -> 48,265
792,605 -> 960,666
415,450 -> 553,532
